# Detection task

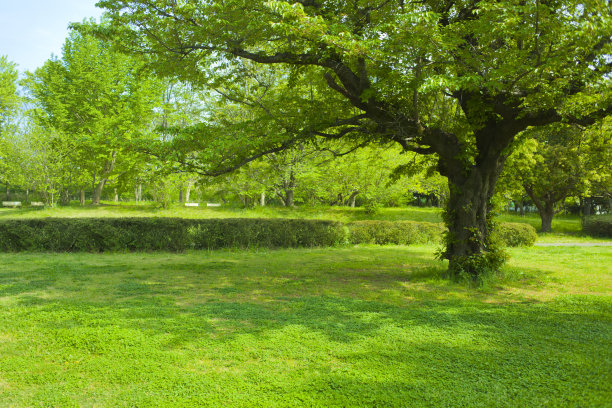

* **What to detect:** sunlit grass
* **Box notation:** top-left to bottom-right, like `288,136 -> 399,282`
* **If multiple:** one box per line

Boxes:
0,246 -> 610,407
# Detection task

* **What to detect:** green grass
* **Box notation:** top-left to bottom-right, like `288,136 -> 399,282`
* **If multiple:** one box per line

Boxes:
0,246 -> 610,407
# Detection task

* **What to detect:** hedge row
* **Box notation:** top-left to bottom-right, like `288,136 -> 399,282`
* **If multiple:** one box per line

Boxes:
346,220 -> 537,247
0,217 -> 537,252
0,218 -> 345,252
582,215 -> 612,238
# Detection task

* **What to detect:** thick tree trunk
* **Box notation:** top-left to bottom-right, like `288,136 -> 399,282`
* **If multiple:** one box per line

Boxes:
80,189 -> 85,206
285,189 -> 294,207
443,161 -> 503,279
92,178 -> 108,205
539,202 -> 554,233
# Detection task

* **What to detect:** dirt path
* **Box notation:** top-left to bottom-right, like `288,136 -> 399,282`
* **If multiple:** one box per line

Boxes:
535,242 -> 612,247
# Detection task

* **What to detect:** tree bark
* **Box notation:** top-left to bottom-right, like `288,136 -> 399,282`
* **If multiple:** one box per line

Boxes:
186,181 -> 193,203
114,188 -> 119,203
92,178 -> 108,205
444,164 -> 500,277
179,187 -> 184,203
260,191 -> 266,207
583,197 -> 592,217
348,190 -> 359,207
80,189 -> 85,206
539,203 -> 554,233
5,183 -> 9,201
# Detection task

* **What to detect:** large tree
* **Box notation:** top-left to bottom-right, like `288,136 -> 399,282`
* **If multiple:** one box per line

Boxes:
91,0 -> 612,277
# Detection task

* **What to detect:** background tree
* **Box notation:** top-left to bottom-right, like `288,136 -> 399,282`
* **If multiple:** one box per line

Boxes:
25,28 -> 163,204
0,56 -> 21,198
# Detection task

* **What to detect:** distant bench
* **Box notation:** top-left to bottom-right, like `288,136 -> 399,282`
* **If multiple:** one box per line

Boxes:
184,203 -> 222,207
1,201 -> 44,208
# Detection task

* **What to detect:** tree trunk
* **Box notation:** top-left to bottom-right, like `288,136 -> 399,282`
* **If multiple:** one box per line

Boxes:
114,188 -> 119,203
443,162 -> 503,279
186,181 -> 193,203
80,189 -> 85,206
539,202 -> 554,233
260,191 -> 266,207
26,189 -> 29,204
179,187 -> 184,203
59,189 -> 71,206
285,189 -> 294,207
5,183 -> 9,201
348,190 -> 359,207
583,197 -> 592,217
92,178 -> 108,205
520,199 -> 525,216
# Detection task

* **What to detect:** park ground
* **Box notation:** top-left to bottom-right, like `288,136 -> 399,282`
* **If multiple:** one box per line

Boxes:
0,204 -> 610,406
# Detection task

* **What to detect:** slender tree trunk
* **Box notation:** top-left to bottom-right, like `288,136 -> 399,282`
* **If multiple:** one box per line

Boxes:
114,188 -> 119,202
26,189 -> 29,204
348,190 -> 359,207
92,178 -> 108,205
520,199 -> 525,216
179,187 -> 184,203
5,183 -> 9,201
260,191 -> 266,207
186,181 -> 193,203
137,183 -> 142,202
80,189 -> 85,206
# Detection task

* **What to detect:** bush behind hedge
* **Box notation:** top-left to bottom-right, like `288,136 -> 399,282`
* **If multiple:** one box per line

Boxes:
347,220 -> 444,245
582,215 -> 612,238
0,217 -> 536,252
492,222 -> 538,247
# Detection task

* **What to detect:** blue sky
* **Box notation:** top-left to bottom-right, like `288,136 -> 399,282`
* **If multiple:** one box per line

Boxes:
0,0 -> 103,73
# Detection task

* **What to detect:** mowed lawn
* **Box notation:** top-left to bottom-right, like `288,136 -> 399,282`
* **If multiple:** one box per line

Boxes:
0,246 -> 610,407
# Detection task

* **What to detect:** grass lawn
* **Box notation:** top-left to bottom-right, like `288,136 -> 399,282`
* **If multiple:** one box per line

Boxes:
0,246 -> 610,407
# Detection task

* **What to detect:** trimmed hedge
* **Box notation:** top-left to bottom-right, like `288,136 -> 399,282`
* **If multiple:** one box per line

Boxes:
0,217 -> 537,252
0,218 -> 345,252
492,222 -> 538,247
582,215 -> 612,238
0,218 -> 190,252
188,218 -> 346,249
347,220 -> 537,247
347,220 -> 444,245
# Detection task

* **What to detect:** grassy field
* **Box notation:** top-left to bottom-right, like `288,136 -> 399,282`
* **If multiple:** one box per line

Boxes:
0,246 -> 610,407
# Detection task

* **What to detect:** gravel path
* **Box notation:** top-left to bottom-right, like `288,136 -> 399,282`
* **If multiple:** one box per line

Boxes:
535,242 -> 612,247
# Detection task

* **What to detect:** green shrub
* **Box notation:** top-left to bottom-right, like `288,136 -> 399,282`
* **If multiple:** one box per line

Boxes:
347,220 -> 536,247
188,218 -> 346,249
347,220 -> 444,245
582,215 -> 612,238
493,222 -> 538,247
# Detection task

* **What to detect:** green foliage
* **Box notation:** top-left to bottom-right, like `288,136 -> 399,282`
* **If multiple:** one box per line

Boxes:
0,218 -> 345,252
348,220 -> 444,245
189,218 -> 346,249
582,215 -> 612,238
493,222 -> 538,247
0,218 -> 189,252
